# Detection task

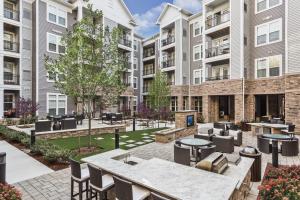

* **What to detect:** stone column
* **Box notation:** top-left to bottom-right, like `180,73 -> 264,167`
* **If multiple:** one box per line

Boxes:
129,96 -> 134,116
245,95 -> 255,121
177,96 -> 183,111
234,94 -> 244,123
285,91 -> 300,133
202,95 -> 209,123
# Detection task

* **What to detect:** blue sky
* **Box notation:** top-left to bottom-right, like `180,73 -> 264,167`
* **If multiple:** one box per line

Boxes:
123,0 -> 202,38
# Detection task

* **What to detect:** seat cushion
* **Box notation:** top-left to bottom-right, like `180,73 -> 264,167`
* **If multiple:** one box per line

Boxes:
101,174 -> 114,190
132,185 -> 150,200
81,168 -> 90,181
213,128 -> 223,135
229,130 -> 240,140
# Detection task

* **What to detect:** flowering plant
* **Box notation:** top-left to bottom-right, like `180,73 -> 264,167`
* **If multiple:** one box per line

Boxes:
0,183 -> 22,200
258,165 -> 300,200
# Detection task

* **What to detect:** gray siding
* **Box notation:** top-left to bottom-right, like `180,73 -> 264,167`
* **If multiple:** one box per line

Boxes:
181,19 -> 190,85
175,19 -> 181,85
287,0 -> 300,73
190,23 -> 203,84
248,0 -> 286,79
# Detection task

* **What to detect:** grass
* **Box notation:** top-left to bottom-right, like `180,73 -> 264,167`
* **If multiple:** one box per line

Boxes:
47,128 -> 165,161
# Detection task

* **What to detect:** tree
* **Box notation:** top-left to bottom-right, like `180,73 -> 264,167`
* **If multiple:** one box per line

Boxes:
15,97 -> 39,126
148,70 -> 171,127
45,3 -> 126,149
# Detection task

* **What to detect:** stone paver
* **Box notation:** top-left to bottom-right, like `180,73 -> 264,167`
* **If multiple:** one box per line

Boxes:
125,144 -> 136,148
126,140 -> 135,143
0,141 -> 53,184
13,131 -> 300,200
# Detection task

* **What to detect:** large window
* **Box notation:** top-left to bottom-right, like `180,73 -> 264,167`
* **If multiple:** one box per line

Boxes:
47,93 -> 67,115
133,77 -> 138,89
47,3 -> 67,27
255,19 -> 282,47
193,45 -> 203,61
194,97 -> 202,113
193,22 -> 202,37
256,0 -> 282,13
255,55 -> 282,78
47,33 -> 65,54
170,97 -> 178,112
193,69 -> 203,85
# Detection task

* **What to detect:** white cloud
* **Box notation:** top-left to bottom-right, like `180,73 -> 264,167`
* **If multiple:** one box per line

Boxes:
173,0 -> 202,13
134,3 -> 166,37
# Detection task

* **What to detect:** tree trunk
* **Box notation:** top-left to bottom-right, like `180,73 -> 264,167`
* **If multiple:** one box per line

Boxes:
87,100 -> 92,149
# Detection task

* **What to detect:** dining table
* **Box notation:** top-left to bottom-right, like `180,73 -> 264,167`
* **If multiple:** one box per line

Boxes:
262,134 -> 292,167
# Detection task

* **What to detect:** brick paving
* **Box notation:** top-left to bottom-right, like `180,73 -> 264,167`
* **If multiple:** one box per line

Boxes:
14,132 -> 300,200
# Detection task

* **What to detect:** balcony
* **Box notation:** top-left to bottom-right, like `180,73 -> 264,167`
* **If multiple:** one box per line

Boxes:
4,40 -> 19,53
143,86 -> 149,93
161,36 -> 175,47
4,8 -> 19,21
206,43 -> 230,58
143,49 -> 155,58
206,75 -> 229,81
206,11 -> 230,30
4,73 -> 19,85
119,38 -> 132,48
143,68 -> 154,76
162,59 -> 175,68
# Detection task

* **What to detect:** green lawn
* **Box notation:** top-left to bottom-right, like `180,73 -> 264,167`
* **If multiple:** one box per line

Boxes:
47,128 -> 164,161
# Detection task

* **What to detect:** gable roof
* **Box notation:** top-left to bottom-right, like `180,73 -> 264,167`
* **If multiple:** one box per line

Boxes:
119,0 -> 137,26
156,3 -> 193,24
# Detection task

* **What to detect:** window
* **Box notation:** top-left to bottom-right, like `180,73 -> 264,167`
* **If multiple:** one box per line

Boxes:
47,4 -> 67,27
255,19 -> 282,47
255,55 -> 282,78
256,0 -> 282,13
170,97 -> 178,112
193,22 -> 202,37
47,33 -> 65,54
194,69 -> 203,85
194,97 -> 202,113
4,93 -> 15,112
134,58 -> 137,70
47,93 -> 67,115
244,3 -> 248,12
133,77 -> 137,89
193,45 -> 203,61
133,97 -> 137,112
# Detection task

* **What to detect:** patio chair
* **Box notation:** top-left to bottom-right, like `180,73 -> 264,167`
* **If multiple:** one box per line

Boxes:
212,135 -> 234,153
257,135 -> 272,154
35,120 -> 51,132
113,176 -> 150,200
194,134 -> 213,141
87,164 -> 114,200
228,130 -> 243,146
70,159 -> 90,200
213,122 -> 226,130
197,145 -> 216,161
174,144 -> 191,166
281,139 -> 299,156
151,192 -> 172,200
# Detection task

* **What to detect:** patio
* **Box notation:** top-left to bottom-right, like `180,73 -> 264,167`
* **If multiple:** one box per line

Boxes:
13,129 -> 300,200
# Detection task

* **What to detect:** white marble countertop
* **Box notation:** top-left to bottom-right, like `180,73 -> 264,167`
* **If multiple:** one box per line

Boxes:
247,123 -> 288,129
82,149 -> 240,200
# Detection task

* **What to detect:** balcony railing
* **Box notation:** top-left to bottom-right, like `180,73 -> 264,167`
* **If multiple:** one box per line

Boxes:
161,36 -> 175,47
206,11 -> 230,29
4,40 -> 19,53
143,87 -> 149,93
162,59 -> 175,68
206,43 -> 230,58
143,49 -> 155,58
4,8 -> 19,21
4,73 -> 19,85
143,68 -> 154,76
119,38 -> 132,48
206,75 -> 229,81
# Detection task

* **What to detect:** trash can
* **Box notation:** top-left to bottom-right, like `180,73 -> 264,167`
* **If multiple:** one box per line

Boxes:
0,152 -> 6,184
239,147 -> 262,182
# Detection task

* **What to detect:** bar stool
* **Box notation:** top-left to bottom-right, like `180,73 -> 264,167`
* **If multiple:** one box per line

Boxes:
70,159 -> 90,200
113,176 -> 150,200
151,192 -> 172,200
88,164 -> 114,200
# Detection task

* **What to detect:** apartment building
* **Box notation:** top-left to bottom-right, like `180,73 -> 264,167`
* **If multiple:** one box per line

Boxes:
141,0 -> 300,131
0,0 -> 142,119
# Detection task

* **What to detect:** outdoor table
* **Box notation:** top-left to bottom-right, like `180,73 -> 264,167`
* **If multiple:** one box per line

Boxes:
248,123 -> 288,135
262,134 -> 292,167
179,138 -> 212,148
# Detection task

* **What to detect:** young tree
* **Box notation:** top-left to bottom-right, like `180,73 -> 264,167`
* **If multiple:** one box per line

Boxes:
15,97 -> 39,126
148,70 -> 171,127
45,3 -> 126,148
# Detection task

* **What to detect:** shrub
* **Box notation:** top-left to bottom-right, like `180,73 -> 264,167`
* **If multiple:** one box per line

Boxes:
0,126 -> 28,143
0,183 -> 22,200
197,114 -> 205,123
258,165 -> 300,200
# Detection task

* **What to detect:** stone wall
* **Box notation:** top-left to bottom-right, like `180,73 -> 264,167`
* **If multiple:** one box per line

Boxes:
36,125 -> 126,139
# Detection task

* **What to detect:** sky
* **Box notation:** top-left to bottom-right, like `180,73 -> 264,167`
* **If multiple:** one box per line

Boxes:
123,0 -> 203,38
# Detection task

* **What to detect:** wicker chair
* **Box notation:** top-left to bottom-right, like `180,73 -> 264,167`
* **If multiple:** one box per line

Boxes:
174,144 -> 191,166
212,135 -> 234,153
87,164 -> 114,200
257,135 -> 272,154
228,130 -> 243,146
281,139 -> 299,156
113,176 -> 150,200
70,159 -> 90,200
197,145 -> 216,161
35,120 -> 51,132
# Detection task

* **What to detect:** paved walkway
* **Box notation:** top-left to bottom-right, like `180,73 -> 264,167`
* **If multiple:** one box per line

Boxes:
0,141 -> 53,184
14,132 -> 300,200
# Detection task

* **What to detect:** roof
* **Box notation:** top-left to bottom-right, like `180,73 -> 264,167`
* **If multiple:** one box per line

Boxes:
188,12 -> 203,21
119,0 -> 137,26
143,33 -> 160,43
156,3 -> 193,24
